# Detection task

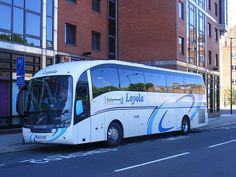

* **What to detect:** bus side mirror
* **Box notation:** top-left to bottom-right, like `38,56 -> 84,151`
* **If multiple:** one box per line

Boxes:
75,100 -> 83,116
16,86 -> 28,117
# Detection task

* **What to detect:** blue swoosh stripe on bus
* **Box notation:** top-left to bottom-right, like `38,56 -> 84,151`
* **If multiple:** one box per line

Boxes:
158,111 -> 174,132
175,94 -> 195,113
46,128 -> 67,142
92,105 -> 204,117
147,102 -> 165,135
32,128 -> 67,143
189,101 -> 203,120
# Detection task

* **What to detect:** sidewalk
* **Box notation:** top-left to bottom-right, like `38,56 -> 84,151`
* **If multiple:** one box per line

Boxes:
1,114 -> 236,154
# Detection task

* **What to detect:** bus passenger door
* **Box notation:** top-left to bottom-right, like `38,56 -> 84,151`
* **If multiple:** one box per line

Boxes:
74,72 -> 91,144
91,112 -> 105,142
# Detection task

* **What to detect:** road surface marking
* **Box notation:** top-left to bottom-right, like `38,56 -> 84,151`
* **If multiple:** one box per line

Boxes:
114,152 -> 190,173
162,136 -> 189,141
208,139 -> 236,148
0,164 -> 5,167
20,148 -> 118,164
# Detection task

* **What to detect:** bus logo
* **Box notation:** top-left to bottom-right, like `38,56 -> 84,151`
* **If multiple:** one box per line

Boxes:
125,93 -> 144,105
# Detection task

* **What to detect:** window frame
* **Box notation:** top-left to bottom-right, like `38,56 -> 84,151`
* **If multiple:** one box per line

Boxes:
178,1 -> 184,20
179,36 -> 185,55
92,0 -> 100,13
92,31 -> 101,51
65,23 -> 76,45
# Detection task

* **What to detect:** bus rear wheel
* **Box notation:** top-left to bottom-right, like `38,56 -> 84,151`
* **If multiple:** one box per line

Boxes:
106,122 -> 123,147
181,117 -> 190,135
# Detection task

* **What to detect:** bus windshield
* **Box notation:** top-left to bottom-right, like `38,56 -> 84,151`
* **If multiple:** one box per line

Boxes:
24,75 -> 73,129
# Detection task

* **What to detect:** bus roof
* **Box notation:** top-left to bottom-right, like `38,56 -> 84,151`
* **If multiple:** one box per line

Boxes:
33,60 -> 201,79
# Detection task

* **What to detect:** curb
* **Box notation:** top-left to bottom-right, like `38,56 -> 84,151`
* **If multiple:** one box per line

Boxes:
0,128 -> 22,135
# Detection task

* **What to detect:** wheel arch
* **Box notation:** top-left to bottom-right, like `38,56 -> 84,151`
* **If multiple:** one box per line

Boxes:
108,119 -> 124,138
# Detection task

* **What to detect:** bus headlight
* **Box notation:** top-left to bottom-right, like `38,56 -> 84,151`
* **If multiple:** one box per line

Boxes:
58,119 -> 71,128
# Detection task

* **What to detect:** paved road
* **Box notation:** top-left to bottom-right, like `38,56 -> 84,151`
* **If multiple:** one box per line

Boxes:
0,125 -> 236,177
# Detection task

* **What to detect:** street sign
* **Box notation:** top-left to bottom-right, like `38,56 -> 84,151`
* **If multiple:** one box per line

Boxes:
16,56 -> 25,86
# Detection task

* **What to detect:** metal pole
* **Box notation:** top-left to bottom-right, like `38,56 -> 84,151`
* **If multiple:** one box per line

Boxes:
230,38 -> 233,114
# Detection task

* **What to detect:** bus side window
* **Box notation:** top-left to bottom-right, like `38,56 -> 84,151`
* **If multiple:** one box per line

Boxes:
74,72 -> 90,125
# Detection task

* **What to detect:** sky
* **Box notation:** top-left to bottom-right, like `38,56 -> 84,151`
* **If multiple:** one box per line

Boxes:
228,0 -> 236,27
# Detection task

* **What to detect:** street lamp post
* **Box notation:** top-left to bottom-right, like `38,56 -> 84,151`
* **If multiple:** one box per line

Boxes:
230,38 -> 233,114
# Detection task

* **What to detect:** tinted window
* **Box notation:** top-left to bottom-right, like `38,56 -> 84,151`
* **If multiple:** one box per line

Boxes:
92,31 -> 100,51
13,7 -> 23,34
119,68 -> 145,91
13,0 -> 24,7
65,23 -> 76,45
165,74 -> 185,93
109,1 -> 115,18
109,37 -> 115,53
74,72 -> 90,124
92,0 -> 100,12
183,76 -> 205,94
91,67 -> 119,98
26,12 -> 41,37
25,0 -> 41,13
47,0 -> 53,17
0,4 -> 11,30
0,0 -> 11,4
25,37 -> 40,47
47,17 -> 53,41
109,19 -> 116,36
145,72 -> 167,92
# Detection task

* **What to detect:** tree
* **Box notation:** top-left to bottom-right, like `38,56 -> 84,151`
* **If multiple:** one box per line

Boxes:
227,88 -> 236,105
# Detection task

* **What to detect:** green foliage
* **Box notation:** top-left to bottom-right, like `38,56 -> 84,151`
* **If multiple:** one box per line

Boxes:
12,34 -> 27,44
0,33 -> 11,41
227,88 -> 236,105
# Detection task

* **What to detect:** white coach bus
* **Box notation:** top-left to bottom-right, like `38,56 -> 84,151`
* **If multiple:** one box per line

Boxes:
17,60 -> 208,146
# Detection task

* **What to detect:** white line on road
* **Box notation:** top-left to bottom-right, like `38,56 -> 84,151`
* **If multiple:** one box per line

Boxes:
114,152 -> 190,173
208,139 -> 236,148
0,164 -> 5,167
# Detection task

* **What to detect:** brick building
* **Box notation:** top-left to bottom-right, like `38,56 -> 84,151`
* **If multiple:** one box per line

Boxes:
0,0 -> 228,129
220,26 -> 236,107
118,0 -> 228,115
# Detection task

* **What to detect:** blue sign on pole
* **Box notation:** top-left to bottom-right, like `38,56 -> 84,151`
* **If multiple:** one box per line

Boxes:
16,56 -> 25,86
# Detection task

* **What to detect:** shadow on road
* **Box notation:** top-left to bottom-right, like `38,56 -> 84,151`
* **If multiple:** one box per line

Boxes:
29,130 -> 205,153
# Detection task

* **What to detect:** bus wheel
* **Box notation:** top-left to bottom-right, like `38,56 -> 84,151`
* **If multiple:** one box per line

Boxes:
181,117 -> 190,135
106,122 -> 123,147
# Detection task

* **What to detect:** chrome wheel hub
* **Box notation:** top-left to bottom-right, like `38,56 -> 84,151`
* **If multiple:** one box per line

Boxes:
108,127 -> 119,141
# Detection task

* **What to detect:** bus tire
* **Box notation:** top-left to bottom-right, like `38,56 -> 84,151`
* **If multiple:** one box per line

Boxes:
181,117 -> 190,135
106,122 -> 123,147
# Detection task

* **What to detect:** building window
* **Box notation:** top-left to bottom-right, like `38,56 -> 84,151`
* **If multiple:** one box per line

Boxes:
208,0 -> 211,10
232,51 -> 236,58
215,54 -> 218,67
108,0 -> 116,59
232,78 -> 236,85
214,2 -> 218,16
0,4 -> 11,30
0,0 -> 42,47
65,23 -> 76,45
208,22 -> 211,37
208,50 -> 212,65
92,31 -> 100,51
92,0 -> 100,12
0,52 -> 41,128
198,0 -> 205,9
68,0 -> 76,3
215,28 -> 218,41
188,3 -> 197,65
178,36 -> 184,55
178,1 -> 184,20
46,0 -> 53,48
46,57 -> 54,66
